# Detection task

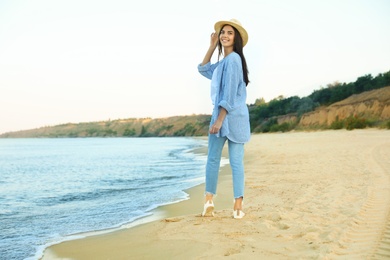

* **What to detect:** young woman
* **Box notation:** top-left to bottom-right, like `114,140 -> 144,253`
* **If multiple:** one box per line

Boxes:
198,19 -> 250,219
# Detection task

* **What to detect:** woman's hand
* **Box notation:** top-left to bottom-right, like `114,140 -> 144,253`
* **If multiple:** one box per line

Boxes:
210,32 -> 219,48
201,32 -> 219,66
209,108 -> 227,134
209,119 -> 222,134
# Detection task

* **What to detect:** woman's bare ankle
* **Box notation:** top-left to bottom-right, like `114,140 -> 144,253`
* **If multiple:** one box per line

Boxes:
234,197 -> 243,210
205,194 -> 213,203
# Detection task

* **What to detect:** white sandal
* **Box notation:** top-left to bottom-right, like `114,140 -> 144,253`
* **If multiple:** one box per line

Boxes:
201,200 -> 215,217
233,209 -> 245,219
233,199 -> 245,219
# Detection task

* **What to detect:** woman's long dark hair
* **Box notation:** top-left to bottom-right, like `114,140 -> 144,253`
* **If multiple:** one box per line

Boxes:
217,25 -> 250,86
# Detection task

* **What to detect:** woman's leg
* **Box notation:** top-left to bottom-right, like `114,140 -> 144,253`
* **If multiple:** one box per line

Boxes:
205,134 -> 227,197
228,139 -> 245,209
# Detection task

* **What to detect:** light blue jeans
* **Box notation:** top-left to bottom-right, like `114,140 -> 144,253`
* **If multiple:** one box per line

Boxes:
205,134 -> 245,199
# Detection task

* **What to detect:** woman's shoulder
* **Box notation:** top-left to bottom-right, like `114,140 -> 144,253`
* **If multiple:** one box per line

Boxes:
222,52 -> 241,70
225,52 -> 241,64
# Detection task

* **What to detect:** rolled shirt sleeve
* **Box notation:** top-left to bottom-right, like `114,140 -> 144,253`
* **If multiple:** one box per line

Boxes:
198,61 -> 220,80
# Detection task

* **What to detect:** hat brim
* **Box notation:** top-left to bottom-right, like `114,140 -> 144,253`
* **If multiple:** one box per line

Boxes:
214,20 -> 248,47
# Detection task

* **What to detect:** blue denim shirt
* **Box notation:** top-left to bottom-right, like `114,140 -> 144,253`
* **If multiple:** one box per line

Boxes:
198,52 -> 250,143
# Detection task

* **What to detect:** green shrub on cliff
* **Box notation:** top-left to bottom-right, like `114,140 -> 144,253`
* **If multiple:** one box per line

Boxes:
345,116 -> 367,130
330,116 -> 344,130
123,128 -> 136,137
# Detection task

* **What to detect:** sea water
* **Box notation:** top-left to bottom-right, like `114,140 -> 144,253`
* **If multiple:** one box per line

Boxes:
0,137 -> 209,260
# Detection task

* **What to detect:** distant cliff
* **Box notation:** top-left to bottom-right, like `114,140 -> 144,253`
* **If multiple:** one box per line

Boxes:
300,86 -> 390,127
0,115 -> 211,138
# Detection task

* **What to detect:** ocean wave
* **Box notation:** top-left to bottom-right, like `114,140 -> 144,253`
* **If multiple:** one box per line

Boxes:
34,173 -> 190,207
35,187 -> 140,206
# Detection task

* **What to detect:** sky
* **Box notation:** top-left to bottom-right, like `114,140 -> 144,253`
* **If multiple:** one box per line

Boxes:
0,0 -> 389,134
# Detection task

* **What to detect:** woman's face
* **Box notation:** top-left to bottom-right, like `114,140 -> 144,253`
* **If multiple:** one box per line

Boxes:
219,25 -> 235,48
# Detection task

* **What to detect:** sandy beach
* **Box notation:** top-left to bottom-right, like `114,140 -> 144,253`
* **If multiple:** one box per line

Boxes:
42,129 -> 390,259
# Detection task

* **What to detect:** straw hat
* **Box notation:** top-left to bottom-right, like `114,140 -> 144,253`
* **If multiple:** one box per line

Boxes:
214,19 -> 248,47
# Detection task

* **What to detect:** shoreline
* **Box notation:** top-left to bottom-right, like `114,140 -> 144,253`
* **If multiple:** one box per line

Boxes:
42,130 -> 390,259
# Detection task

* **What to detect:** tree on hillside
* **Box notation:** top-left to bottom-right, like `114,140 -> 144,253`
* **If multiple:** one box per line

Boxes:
308,70 -> 390,106
296,97 -> 318,115
354,74 -> 373,93
254,97 -> 266,106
